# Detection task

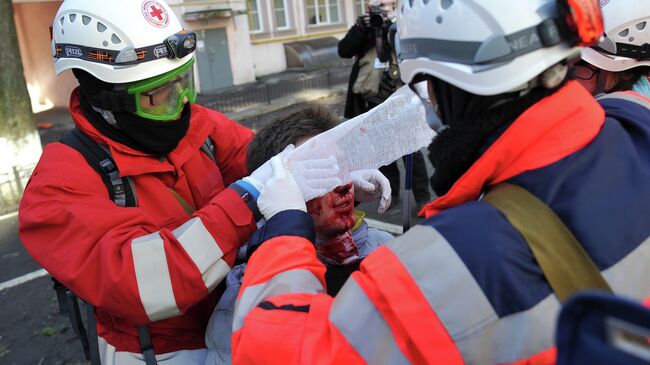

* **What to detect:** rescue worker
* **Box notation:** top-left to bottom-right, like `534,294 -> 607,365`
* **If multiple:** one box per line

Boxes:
230,0 -> 650,364
18,1 -> 348,364
576,0 -> 650,96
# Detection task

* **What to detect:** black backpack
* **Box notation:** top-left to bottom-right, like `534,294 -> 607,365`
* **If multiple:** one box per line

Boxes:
53,127 -> 216,365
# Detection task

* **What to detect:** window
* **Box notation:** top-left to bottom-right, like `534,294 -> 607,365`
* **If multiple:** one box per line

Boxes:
306,0 -> 340,25
274,0 -> 289,29
247,0 -> 263,33
354,0 -> 367,18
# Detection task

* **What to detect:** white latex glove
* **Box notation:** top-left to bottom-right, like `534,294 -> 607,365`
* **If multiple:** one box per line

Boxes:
350,169 -> 392,214
288,156 -> 343,201
257,156 -> 307,220
243,144 -> 295,193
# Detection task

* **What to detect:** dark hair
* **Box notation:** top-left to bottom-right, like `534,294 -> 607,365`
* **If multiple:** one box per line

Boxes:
247,105 -> 339,173
610,66 -> 650,93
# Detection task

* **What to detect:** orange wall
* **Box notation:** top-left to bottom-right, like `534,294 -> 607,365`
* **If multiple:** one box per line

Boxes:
14,2 -> 78,109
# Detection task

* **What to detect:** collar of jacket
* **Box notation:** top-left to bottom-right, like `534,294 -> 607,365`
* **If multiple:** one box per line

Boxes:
67,88 -> 214,177
420,81 -> 606,218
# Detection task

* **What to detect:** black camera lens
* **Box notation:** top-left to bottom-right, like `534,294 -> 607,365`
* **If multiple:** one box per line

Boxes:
368,6 -> 388,28
370,13 -> 385,27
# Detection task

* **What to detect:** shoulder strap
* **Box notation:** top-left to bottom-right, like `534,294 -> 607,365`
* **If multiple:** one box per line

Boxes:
200,136 -> 216,163
483,183 -> 612,302
137,325 -> 158,365
60,128 -> 137,207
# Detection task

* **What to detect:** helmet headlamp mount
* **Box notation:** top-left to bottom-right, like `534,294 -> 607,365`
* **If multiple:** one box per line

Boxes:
53,30 -> 197,66
163,30 -> 196,60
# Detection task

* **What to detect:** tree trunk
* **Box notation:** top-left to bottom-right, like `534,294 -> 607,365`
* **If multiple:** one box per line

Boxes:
0,0 -> 34,140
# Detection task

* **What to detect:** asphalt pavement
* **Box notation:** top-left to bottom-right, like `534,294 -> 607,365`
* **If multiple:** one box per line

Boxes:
0,91 -> 434,364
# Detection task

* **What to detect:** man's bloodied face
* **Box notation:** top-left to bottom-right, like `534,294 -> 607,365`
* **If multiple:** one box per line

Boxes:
306,182 -> 356,240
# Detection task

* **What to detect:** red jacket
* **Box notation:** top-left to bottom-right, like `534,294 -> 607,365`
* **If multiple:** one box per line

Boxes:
231,83 -> 650,364
19,89 -> 256,354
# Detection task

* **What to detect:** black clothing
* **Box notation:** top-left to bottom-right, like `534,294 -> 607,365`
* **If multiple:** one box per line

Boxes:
427,77 -> 563,196
338,23 -> 376,119
325,262 -> 360,296
379,152 -> 431,202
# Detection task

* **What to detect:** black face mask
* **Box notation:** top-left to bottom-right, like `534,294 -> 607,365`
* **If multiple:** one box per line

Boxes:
77,86 -> 190,157
112,106 -> 191,156
74,68 -> 192,157
427,77 -> 558,196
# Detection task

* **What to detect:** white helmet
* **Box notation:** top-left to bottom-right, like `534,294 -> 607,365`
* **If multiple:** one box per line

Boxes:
582,0 -> 650,72
51,0 -> 195,84
396,0 -> 604,95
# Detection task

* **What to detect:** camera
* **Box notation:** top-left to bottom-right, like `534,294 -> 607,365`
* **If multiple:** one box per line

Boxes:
368,5 -> 389,28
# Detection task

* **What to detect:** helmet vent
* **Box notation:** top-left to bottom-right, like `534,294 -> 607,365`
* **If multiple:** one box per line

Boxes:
97,22 -> 107,33
423,0 -> 430,5
618,29 -> 629,37
629,37 -> 635,42
436,15 -> 443,23
408,0 -> 414,8
82,15 -> 91,25
441,0 -> 453,10
69,14 -> 76,23
637,22 -> 647,31
111,34 -> 122,45
59,17 -> 64,26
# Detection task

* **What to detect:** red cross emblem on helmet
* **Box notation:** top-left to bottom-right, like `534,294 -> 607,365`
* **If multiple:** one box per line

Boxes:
142,0 -> 170,28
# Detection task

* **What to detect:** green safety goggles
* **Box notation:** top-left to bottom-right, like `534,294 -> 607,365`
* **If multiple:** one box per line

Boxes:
126,59 -> 196,121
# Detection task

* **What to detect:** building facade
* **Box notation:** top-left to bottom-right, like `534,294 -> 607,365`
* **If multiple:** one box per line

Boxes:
13,0 -> 371,110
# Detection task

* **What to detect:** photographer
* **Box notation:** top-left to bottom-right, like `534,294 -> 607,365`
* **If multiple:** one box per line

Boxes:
338,0 -> 396,118
338,0 -> 431,210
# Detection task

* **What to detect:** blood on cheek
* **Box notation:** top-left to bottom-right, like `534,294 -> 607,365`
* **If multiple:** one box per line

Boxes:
307,192 -> 355,236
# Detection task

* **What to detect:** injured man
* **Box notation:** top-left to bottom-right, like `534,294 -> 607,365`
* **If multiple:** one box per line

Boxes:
204,105 -> 394,365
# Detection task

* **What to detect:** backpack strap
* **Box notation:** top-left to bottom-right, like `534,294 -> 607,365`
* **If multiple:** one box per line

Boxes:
86,304 -> 101,365
200,136 -> 216,163
57,130 -> 216,365
60,128 -> 137,208
483,183 -> 612,302
137,325 -> 158,365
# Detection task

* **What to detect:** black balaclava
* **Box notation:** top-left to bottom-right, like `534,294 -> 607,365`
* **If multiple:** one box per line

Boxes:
73,69 -> 191,157
427,77 -> 563,196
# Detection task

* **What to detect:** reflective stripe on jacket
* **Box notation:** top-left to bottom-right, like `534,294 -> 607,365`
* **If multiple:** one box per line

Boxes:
232,82 -> 650,364
19,89 -> 256,354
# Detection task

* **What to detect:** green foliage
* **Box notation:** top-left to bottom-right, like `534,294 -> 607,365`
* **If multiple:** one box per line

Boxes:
39,325 -> 57,337
0,340 -> 9,358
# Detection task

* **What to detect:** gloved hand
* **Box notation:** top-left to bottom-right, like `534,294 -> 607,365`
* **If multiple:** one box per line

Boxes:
289,155 -> 342,201
356,14 -> 371,31
242,144 -> 295,194
257,156 -> 307,220
350,169 -> 392,213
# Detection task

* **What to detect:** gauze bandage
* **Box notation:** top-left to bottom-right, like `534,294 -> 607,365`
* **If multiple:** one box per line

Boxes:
286,85 -> 437,201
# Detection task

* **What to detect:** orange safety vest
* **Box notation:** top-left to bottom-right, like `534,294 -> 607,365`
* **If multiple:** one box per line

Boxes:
232,82 -> 650,364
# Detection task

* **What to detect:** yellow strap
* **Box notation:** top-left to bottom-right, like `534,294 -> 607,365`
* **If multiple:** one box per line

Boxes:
483,183 -> 612,302
167,188 -> 195,216
351,210 -> 366,232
